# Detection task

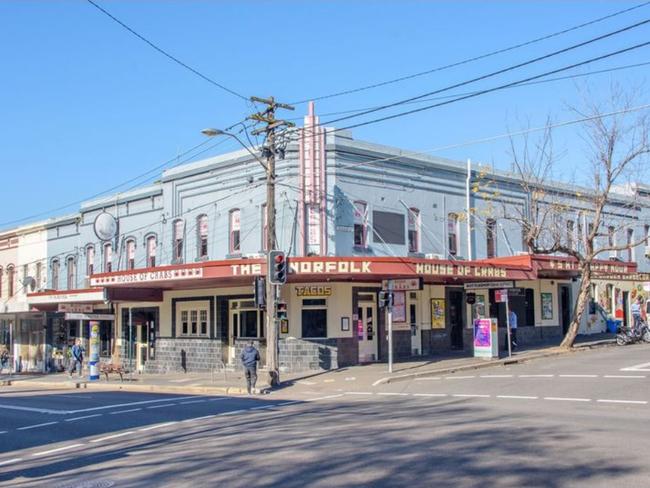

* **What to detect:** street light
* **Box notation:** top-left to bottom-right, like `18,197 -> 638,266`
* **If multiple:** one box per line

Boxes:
201,128 -> 267,171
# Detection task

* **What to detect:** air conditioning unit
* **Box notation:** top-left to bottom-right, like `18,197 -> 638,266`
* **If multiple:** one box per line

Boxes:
425,253 -> 444,260
645,246 -> 650,258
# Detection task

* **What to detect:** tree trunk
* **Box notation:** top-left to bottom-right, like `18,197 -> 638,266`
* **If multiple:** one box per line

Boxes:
559,268 -> 592,349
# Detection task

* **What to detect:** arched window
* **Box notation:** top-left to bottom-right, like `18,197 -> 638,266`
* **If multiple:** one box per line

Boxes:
146,235 -> 157,268
85,245 -> 95,276
66,256 -> 76,290
7,266 -> 15,297
51,259 -> 60,290
197,215 -> 208,259
126,239 -> 136,270
486,219 -> 497,258
229,209 -> 241,254
173,220 -> 184,263
447,213 -> 459,256
35,262 -> 42,289
103,243 -> 113,273
353,201 -> 368,248
408,208 -> 420,253
0,267 -> 3,298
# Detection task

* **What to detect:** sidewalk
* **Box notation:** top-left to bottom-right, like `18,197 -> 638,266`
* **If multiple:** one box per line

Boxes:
0,333 -> 616,395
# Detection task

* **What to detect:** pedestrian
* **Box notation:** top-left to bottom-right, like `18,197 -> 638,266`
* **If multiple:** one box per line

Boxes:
240,341 -> 260,395
0,347 -> 9,374
631,296 -> 643,331
68,339 -> 84,378
508,309 -> 518,350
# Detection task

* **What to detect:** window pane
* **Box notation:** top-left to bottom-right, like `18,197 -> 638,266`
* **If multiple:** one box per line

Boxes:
302,309 -> 327,338
241,311 -> 258,337
372,211 -> 405,245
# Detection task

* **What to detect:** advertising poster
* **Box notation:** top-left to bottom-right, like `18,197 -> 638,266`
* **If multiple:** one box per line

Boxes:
393,291 -> 406,323
541,292 -> 553,320
473,318 -> 492,358
89,321 -> 100,381
431,298 -> 445,329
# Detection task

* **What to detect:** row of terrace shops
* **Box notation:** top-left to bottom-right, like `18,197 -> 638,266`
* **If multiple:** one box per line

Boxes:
7,256 -> 648,374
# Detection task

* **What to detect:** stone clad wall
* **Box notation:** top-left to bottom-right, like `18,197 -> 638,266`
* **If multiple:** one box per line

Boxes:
279,337 -> 340,372
143,338 -> 223,374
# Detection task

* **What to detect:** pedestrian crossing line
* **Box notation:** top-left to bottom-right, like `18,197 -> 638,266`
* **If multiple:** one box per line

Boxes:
32,444 -> 84,457
544,397 -> 591,402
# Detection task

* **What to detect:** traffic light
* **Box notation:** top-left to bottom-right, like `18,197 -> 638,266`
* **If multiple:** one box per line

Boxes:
254,276 -> 266,309
276,301 -> 288,320
378,291 -> 394,309
268,250 -> 287,285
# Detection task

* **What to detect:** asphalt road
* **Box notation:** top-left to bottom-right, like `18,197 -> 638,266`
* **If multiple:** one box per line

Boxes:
1,344 -> 650,487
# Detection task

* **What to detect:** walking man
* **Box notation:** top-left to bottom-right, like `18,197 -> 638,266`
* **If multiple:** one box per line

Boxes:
241,341 -> 260,395
68,339 -> 84,378
509,309 -> 518,350
0,347 -> 9,374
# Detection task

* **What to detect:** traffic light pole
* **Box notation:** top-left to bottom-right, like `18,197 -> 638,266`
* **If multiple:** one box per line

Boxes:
387,280 -> 394,374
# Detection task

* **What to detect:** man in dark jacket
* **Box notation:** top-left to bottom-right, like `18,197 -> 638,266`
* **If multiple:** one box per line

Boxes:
241,341 -> 260,395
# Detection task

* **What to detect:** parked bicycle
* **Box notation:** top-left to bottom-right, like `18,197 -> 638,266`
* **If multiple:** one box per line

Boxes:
616,320 -> 650,346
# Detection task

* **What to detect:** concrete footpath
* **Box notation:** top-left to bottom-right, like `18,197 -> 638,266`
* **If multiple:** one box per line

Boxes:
0,334 -> 616,395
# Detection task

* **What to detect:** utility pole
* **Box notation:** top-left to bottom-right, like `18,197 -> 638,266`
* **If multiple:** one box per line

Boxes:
249,96 -> 294,387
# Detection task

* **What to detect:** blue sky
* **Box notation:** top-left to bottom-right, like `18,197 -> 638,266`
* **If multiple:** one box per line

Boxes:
0,1 -> 648,228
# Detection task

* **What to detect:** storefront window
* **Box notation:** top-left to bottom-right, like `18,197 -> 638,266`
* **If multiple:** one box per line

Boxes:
230,300 -> 264,338
179,305 -> 209,337
302,298 -> 327,338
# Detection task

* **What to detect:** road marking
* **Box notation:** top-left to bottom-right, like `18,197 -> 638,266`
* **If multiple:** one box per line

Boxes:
250,405 -> 274,410
146,404 -> 177,409
32,444 -> 84,457
0,458 -> 22,467
67,396 -> 199,414
90,431 -> 135,443
17,421 -> 59,431
497,395 -> 539,400
323,379 -> 335,383
139,421 -> 178,432
0,404 -> 67,415
345,392 -> 373,395
277,401 -> 301,406
544,397 -> 591,402
414,377 -> 441,381
182,415 -> 217,422
65,414 -> 103,422
604,375 -> 646,379
345,377 -> 356,381
221,409 -> 246,416
480,374 -> 513,378
109,408 -> 142,415
206,398 -> 227,402
559,374 -> 598,378
305,394 -> 345,402
179,400 -> 206,405
597,399 -> 648,405
0,431 -> 7,435
621,362 -> 650,372
452,394 -> 490,398
445,376 -> 475,380
377,392 -> 409,396
519,374 -> 554,378
412,393 -> 448,397
297,380 -> 316,385
170,378 -> 196,383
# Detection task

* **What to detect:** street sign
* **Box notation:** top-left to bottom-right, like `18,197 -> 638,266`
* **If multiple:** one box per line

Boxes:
464,281 -> 514,290
494,289 -> 509,303
382,278 -> 423,291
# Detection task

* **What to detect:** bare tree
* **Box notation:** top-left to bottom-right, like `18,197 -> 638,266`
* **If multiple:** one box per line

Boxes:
483,87 -> 649,348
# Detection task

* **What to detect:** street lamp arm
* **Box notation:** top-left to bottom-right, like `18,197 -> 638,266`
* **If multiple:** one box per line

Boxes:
201,128 -> 268,171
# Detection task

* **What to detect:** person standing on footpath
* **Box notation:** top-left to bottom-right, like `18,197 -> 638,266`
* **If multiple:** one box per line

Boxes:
68,339 -> 84,378
241,341 -> 260,395
631,296 -> 644,331
509,309 -> 518,350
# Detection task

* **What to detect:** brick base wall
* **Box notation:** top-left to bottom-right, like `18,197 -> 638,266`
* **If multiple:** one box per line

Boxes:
143,338 -> 223,374
279,337 -> 341,372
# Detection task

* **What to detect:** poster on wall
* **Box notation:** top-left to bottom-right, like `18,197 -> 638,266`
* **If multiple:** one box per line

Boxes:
541,292 -> 553,320
392,291 -> 406,322
431,298 -> 445,329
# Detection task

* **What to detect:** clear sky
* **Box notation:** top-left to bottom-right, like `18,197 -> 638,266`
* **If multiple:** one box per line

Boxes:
0,1 -> 648,228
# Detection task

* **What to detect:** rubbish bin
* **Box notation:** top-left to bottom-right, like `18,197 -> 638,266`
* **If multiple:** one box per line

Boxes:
606,319 -> 618,334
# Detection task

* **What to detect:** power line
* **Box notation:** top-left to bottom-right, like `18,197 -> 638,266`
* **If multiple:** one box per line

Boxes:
85,0 -> 248,101
290,1 -> 650,105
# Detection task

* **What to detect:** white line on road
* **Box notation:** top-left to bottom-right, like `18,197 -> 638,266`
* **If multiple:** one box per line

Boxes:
250,405 -> 274,410
412,393 -> 448,397
323,379 -> 335,383
621,362 -> 650,372
597,399 -> 648,405
67,396 -> 199,414
377,392 -> 409,396
32,444 -> 84,457
297,381 -> 316,385
519,374 -> 554,378
221,409 -> 246,416
17,421 -> 59,431
544,397 -> 591,402
603,375 -> 646,379
109,408 -> 142,415
0,458 -> 22,467
0,404 -> 66,415
414,377 -> 441,381
480,375 -> 513,378
182,415 -> 217,422
90,431 -> 135,443
305,394 -> 345,402
452,394 -> 491,398
559,374 -> 598,378
179,400 -> 207,405
146,404 -> 177,409
497,395 -> 539,400
277,401 -> 301,406
206,398 -> 227,402
344,377 -> 356,381
65,414 -> 103,422
445,376 -> 475,380
139,422 -> 178,432
345,392 -> 374,395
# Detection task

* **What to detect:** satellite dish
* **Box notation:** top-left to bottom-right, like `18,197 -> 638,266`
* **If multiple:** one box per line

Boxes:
22,276 -> 36,292
94,212 -> 118,241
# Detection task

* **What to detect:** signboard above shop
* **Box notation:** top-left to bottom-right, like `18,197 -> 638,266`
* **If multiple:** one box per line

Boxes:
295,285 -> 332,297
464,281 -> 514,290
382,278 -> 423,291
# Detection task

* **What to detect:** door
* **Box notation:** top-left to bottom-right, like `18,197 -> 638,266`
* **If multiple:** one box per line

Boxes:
409,302 -> 421,356
622,291 -> 629,328
135,324 -> 148,372
357,297 -> 377,362
559,285 -> 572,335
449,289 -> 464,349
